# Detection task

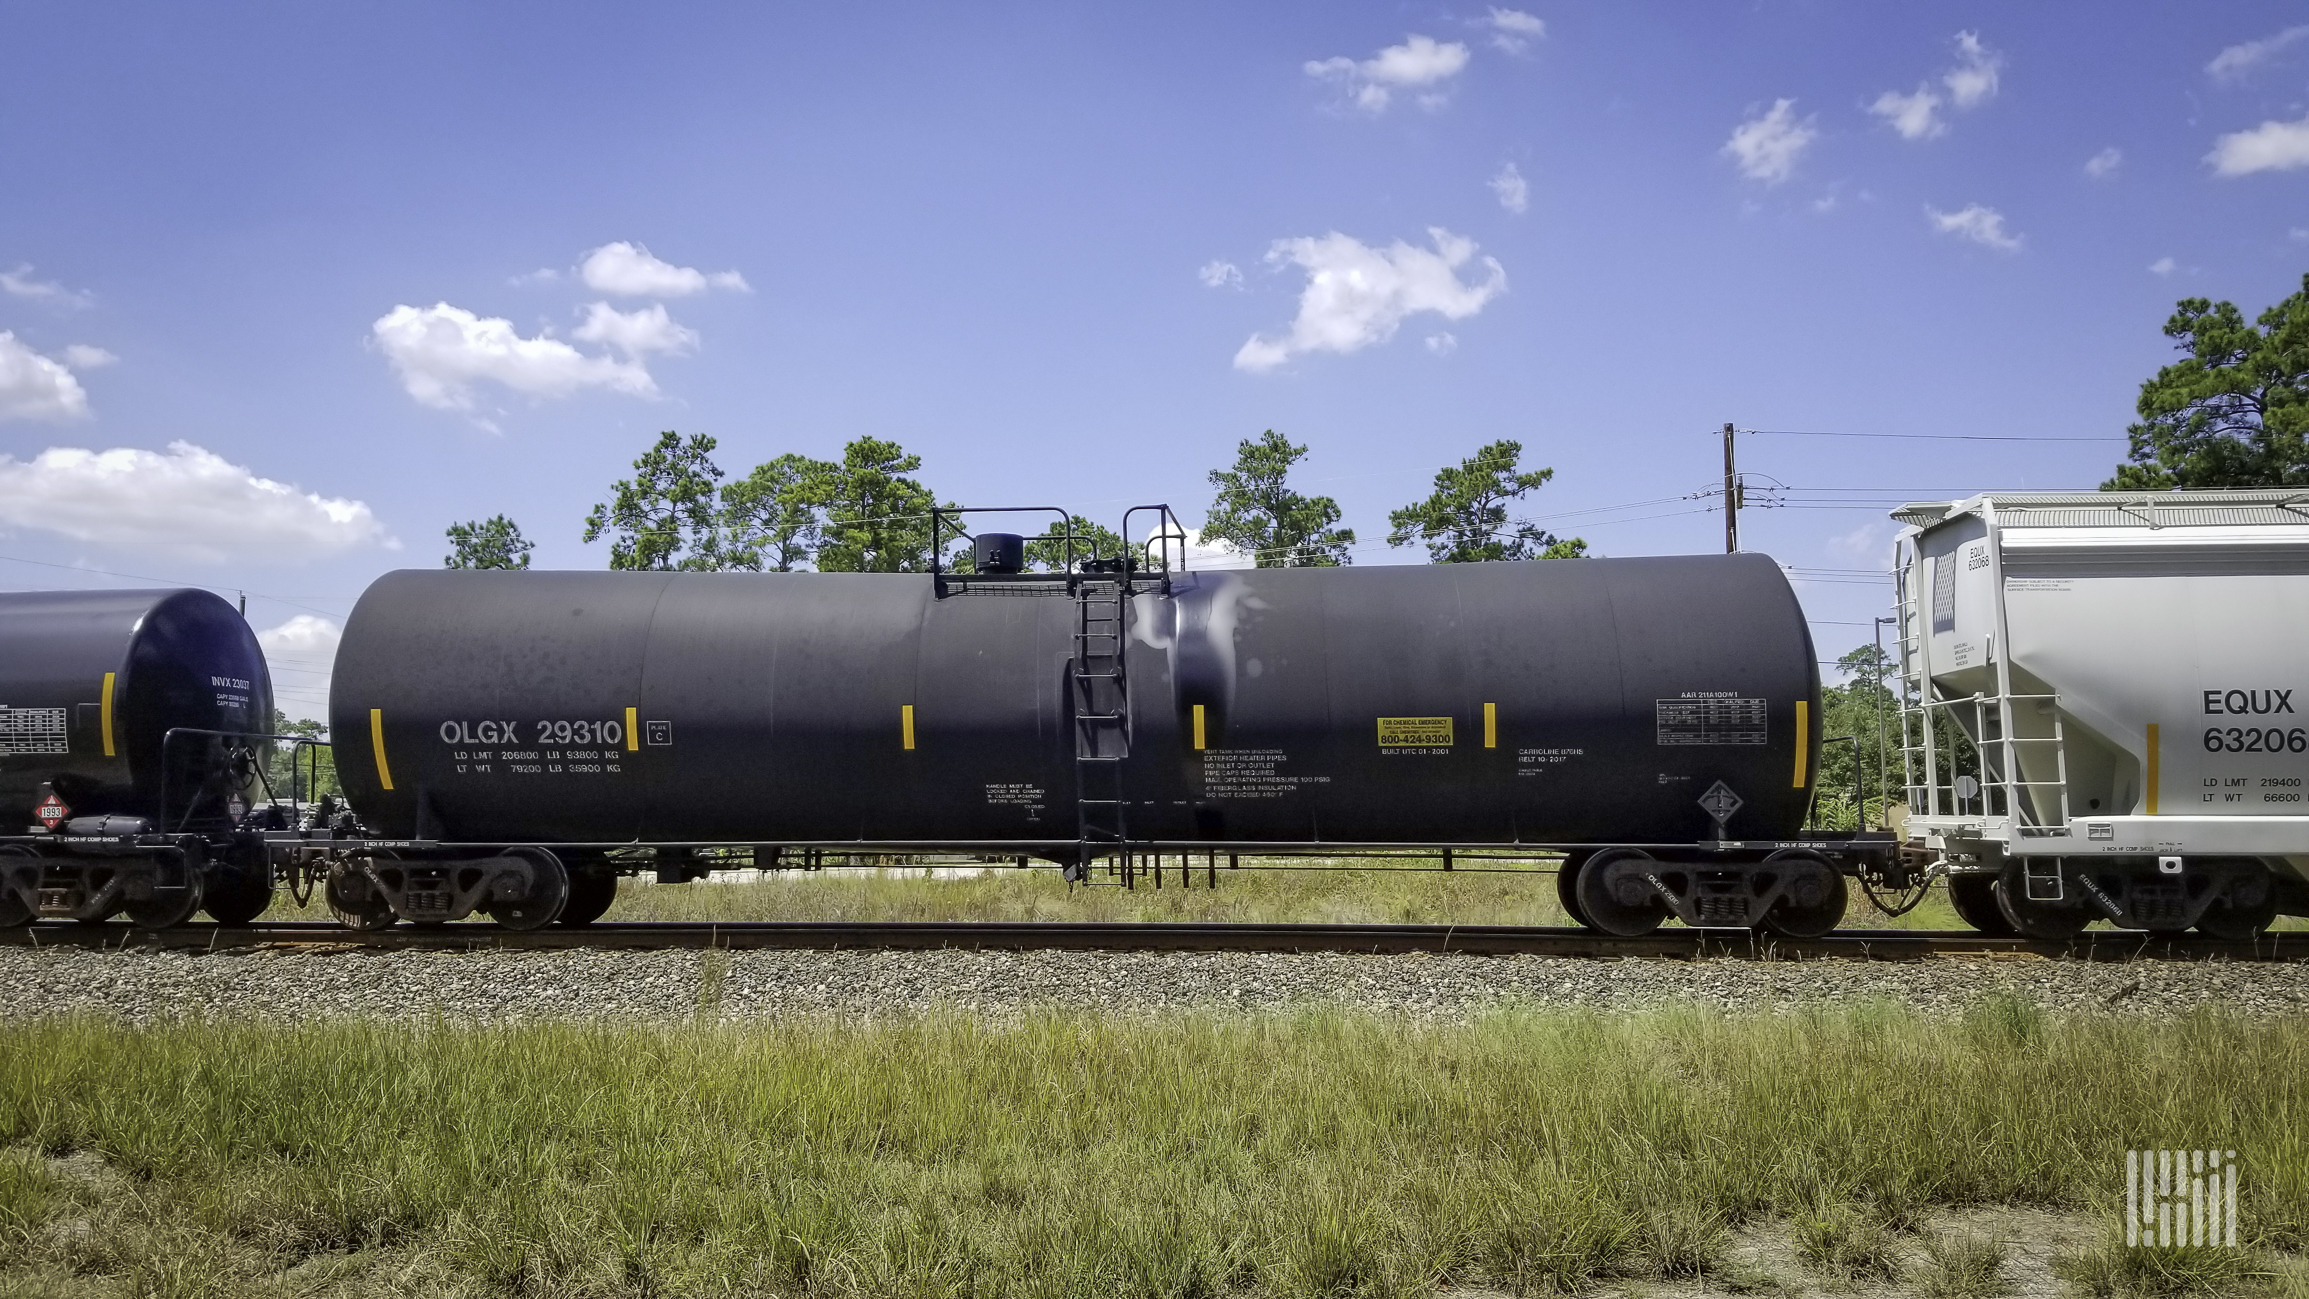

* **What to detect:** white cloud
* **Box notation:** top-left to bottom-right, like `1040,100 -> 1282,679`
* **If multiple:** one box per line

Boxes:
0,332 -> 91,422
2208,25 -> 2309,80
2292,227 -> 2309,243
1234,227 -> 1505,372
1869,87 -> 1945,141
2085,147 -> 2123,178
571,302 -> 698,358
371,302 -> 657,411
577,242 -> 750,297
1490,162 -> 1530,213
1485,7 -> 1545,54
1944,31 -> 2002,108
2149,257 -> 2177,276
0,264 -> 93,309
1869,32 -> 2000,142
256,615 -> 343,718
1304,35 -> 1470,113
1828,522 -> 1889,564
2207,114 -> 2309,176
1198,260 -> 1243,289
1723,99 -> 1817,185
61,344 -> 117,369
509,267 -> 561,286
258,614 -> 342,658
1145,522 -> 1252,571
1425,332 -> 1458,355
1927,204 -> 2022,252
0,442 -> 393,561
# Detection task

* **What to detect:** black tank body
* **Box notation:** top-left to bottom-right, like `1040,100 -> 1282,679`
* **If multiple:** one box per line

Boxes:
0,588 -> 273,828
330,556 -> 1820,847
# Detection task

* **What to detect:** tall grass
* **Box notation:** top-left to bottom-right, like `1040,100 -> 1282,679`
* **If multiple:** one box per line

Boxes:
592,859 -> 1991,931
3,1003 -> 2305,1296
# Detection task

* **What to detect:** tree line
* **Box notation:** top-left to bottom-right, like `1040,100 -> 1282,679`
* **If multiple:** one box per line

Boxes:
444,431 -> 1587,572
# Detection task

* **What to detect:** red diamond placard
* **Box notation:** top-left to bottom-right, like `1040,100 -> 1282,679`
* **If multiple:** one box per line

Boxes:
34,793 -> 68,830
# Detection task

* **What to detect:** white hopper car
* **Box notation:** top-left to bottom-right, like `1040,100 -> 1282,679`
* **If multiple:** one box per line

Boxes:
1893,490 -> 2309,939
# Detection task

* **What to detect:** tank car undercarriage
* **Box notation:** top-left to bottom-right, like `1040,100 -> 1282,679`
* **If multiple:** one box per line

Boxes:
5,817 -> 1913,936
0,824 -> 273,930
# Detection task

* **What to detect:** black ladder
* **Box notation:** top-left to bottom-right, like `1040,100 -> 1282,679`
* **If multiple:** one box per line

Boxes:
1071,572 -> 1133,884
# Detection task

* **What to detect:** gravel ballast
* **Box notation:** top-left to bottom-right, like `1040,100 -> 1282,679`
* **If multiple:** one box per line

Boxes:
5,944 -> 2309,1023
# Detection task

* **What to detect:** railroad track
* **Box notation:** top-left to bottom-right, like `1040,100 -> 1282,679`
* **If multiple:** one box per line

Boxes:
7,921 -> 2308,961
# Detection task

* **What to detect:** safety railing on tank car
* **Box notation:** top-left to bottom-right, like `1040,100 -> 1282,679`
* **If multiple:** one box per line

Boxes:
1121,504 -> 1189,578
156,727 -> 336,834
929,506 -> 1083,583
928,504 -> 1189,588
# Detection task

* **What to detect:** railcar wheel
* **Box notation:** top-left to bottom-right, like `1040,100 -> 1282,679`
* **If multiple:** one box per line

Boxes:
1758,850 -> 1847,938
1574,848 -> 1668,937
124,865 -> 205,931
557,868 -> 618,927
0,847 -> 36,929
2198,896 -> 2277,941
2198,868 -> 2278,941
202,866 -> 273,927
1555,851 -> 1592,928
1945,874 -> 2014,935
490,848 -> 569,931
326,862 -> 397,931
1992,862 -> 2088,942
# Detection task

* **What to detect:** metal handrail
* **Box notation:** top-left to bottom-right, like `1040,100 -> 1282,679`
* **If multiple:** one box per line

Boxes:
927,506 -> 1080,579
157,727 -> 333,832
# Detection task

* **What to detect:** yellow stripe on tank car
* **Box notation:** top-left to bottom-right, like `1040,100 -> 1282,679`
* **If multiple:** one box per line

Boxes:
2146,723 -> 2160,815
1484,702 -> 1497,749
626,706 -> 640,752
902,704 -> 916,750
370,708 -> 395,791
1192,704 -> 1206,750
1791,700 -> 1810,788
100,672 -> 116,757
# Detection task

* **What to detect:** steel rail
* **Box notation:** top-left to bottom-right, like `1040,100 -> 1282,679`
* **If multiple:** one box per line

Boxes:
7,921 -> 2307,962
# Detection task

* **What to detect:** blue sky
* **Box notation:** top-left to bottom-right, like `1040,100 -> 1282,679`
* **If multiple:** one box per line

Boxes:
5,1 -> 2308,715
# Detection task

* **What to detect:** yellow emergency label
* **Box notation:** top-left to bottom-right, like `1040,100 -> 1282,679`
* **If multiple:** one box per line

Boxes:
1377,716 -> 1454,747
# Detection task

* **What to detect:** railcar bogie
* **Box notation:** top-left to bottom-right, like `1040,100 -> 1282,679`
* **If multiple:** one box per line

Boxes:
1567,844 -> 1854,937
1943,854 -> 2284,942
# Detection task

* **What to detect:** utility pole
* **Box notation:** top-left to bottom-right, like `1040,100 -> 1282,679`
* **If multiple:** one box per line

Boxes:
1722,422 -> 1739,553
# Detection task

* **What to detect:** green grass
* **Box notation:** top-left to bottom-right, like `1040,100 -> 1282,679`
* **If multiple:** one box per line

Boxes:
584,858 -> 1992,930
1916,1230 -> 2009,1298
3,1002 -> 2307,1296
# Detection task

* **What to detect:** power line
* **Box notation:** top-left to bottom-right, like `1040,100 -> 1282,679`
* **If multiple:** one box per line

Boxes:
1740,428 -> 2119,443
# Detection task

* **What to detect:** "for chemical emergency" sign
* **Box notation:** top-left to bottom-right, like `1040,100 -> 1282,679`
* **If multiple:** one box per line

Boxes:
1377,716 -> 1454,748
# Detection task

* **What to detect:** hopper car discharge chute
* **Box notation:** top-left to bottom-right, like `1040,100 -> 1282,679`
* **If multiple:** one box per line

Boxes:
1894,490 -> 2309,940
